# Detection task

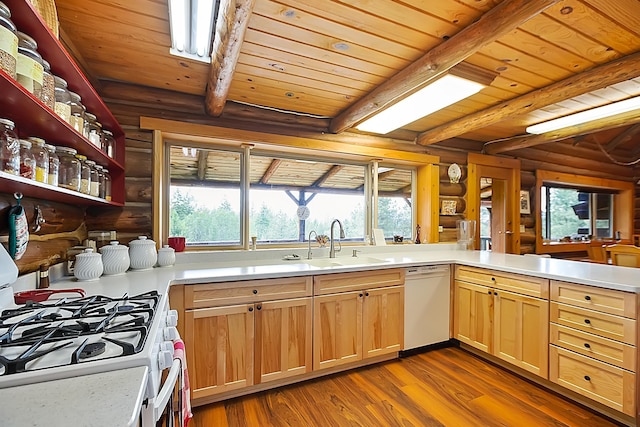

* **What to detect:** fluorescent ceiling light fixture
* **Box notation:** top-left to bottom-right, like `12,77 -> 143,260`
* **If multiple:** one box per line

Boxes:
168,0 -> 216,63
356,75 -> 486,134
526,95 -> 640,134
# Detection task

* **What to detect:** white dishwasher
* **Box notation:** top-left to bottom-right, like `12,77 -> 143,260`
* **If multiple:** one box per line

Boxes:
403,265 -> 451,350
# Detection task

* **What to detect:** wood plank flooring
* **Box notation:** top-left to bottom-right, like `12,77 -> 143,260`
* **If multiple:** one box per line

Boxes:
192,347 -> 622,427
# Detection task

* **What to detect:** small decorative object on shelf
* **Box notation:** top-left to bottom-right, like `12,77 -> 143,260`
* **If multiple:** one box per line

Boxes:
316,234 -> 329,247
415,224 -> 421,244
448,163 -> 461,183
441,199 -> 457,215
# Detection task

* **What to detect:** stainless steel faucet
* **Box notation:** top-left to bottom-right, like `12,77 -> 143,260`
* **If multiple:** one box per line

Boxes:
329,219 -> 345,258
307,230 -> 317,259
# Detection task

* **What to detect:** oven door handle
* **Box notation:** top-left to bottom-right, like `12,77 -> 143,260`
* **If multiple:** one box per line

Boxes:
153,358 -> 181,423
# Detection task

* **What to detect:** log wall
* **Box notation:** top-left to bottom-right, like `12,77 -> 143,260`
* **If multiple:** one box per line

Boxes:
2,82 -> 639,275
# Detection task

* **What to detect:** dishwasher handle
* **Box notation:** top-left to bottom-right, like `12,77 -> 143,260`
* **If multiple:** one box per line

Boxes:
405,265 -> 450,276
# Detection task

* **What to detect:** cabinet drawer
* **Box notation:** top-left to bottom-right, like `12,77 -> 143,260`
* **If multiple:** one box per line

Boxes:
550,345 -> 635,416
551,281 -> 636,318
185,276 -> 313,309
313,269 -> 405,296
455,265 -> 548,299
550,302 -> 636,345
550,323 -> 636,372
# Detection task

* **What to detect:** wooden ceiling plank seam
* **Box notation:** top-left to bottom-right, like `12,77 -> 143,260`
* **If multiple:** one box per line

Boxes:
232,65 -> 368,98
236,53 -> 375,92
271,0 -> 441,50
241,42 -> 384,85
227,89 -> 341,116
604,124 -> 640,152
59,18 -> 171,48
543,1 -> 640,55
247,14 -> 412,70
582,0 -> 640,38
243,29 -> 396,78
229,75 -> 361,108
206,0 -> 256,116
483,109 -> 640,154
329,0 -> 562,134
520,12 -> 623,63
397,0 -> 481,28
56,2 -> 169,32
417,51 -> 640,146
464,52 -> 555,88
64,0 -> 169,20
253,0 -> 425,61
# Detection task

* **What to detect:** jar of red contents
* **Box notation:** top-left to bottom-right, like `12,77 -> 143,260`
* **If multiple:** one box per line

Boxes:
19,139 -> 35,179
0,118 -> 19,175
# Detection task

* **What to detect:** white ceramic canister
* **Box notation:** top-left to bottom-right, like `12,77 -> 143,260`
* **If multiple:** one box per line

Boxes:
157,245 -> 175,267
100,240 -> 130,275
129,235 -> 157,270
73,248 -> 103,281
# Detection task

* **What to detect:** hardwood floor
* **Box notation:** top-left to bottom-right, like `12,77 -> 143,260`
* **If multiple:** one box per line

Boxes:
192,346 -> 622,427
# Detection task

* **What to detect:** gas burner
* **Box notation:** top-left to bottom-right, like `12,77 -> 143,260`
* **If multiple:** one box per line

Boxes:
79,342 -> 106,359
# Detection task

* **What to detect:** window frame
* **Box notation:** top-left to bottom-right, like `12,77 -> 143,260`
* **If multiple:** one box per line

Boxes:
535,169 -> 635,254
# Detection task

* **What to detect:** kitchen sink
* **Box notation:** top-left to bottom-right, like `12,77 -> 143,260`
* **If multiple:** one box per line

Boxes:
302,256 -> 386,268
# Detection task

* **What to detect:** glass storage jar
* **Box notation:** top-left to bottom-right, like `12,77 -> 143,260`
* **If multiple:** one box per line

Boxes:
16,32 -> 44,99
54,76 -> 72,124
19,139 -> 35,180
0,2 -> 18,79
95,164 -> 106,198
57,146 -> 80,191
102,129 -> 116,158
27,136 -> 48,183
85,159 -> 99,197
40,59 -> 55,110
102,168 -> 111,201
85,114 -> 103,149
75,153 -> 90,194
0,118 -> 19,175
45,143 -> 58,186
68,91 -> 85,134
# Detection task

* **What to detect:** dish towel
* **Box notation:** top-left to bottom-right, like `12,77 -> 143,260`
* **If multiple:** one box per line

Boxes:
173,339 -> 193,427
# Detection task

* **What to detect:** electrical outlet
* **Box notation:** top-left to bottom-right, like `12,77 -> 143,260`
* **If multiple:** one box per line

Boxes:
520,224 -> 526,233
438,225 -> 444,232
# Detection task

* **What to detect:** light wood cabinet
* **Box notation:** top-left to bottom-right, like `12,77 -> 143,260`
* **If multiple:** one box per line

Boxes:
549,280 -> 637,417
313,269 -> 405,371
184,304 -> 254,400
453,266 -> 549,377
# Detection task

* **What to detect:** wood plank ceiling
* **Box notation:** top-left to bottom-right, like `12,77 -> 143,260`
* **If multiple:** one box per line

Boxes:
54,0 -> 640,174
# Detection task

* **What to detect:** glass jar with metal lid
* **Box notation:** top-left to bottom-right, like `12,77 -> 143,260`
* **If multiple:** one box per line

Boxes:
27,136 -> 48,183
95,164 -> 106,198
57,146 -> 80,191
45,143 -> 58,186
85,113 -> 102,149
68,91 -> 85,134
54,76 -> 72,124
40,59 -> 55,110
19,139 -> 35,180
75,153 -> 90,194
16,32 -> 44,99
102,129 -> 116,158
0,118 -> 19,175
85,159 -> 99,197
0,2 -> 18,79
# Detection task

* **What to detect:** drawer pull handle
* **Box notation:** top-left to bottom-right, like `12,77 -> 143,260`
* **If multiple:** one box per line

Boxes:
365,292 -> 369,297
584,343 -> 591,349
253,289 -> 258,294
488,290 -> 492,294
256,305 -> 262,310
248,307 -> 254,312
584,295 -> 591,301
584,375 -> 591,381
359,293 -> 363,298
584,319 -> 591,324
491,277 -> 496,281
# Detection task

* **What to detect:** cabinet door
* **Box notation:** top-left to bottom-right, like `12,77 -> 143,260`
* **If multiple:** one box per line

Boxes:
494,290 -> 549,377
453,281 -> 492,352
363,285 -> 404,358
255,297 -> 312,384
184,304 -> 254,400
313,291 -> 362,370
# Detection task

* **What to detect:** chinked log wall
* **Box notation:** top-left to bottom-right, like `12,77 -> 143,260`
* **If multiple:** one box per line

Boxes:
3,81 -> 640,274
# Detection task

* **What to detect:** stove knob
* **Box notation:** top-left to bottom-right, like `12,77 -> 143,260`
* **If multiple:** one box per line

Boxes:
163,326 -> 179,341
166,310 -> 178,327
158,349 -> 173,370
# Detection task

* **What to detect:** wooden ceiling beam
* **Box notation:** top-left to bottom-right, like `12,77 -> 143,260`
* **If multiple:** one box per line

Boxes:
260,159 -> 282,184
205,0 -> 256,117
312,165 -> 344,187
328,0 -> 559,134
484,109 -> 640,154
417,52 -> 640,146
604,124 -> 640,152
196,150 -> 209,180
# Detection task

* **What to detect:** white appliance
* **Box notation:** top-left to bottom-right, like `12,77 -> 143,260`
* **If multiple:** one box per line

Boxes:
404,265 -> 451,350
0,287 -> 183,426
